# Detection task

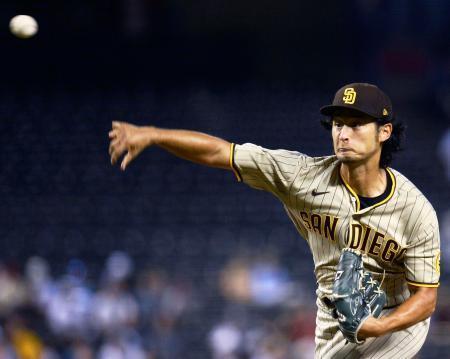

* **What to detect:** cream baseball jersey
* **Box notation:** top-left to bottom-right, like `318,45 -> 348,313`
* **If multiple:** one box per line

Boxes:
230,143 -> 440,308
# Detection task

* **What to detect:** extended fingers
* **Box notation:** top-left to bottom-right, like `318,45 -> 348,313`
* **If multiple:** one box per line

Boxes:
108,137 -> 119,156
112,121 -> 123,130
109,124 -> 126,164
109,139 -> 127,164
121,152 -> 133,171
109,129 -> 119,139
110,121 -> 135,167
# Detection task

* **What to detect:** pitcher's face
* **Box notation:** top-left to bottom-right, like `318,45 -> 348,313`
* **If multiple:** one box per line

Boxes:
332,115 -> 389,166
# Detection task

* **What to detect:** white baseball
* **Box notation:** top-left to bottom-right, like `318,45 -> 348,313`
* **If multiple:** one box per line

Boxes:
9,15 -> 38,39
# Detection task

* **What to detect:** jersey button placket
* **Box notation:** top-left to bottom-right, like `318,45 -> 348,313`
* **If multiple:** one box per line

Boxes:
351,196 -> 358,212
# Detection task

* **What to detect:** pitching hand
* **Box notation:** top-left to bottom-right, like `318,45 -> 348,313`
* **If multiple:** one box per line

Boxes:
108,121 -> 152,170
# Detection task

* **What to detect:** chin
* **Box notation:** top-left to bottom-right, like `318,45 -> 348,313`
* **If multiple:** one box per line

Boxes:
336,154 -> 360,164
336,153 -> 353,161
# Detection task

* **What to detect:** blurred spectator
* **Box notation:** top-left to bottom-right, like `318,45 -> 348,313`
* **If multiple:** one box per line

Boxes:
220,257 -> 252,304
104,251 -> 134,283
0,247 -> 447,357
249,254 -> 292,307
208,322 -> 242,359
0,264 -> 28,317
45,260 -> 93,341
45,274 -> 92,340
97,331 -> 147,359
250,332 -> 289,359
24,257 -> 53,309
91,282 -> 138,336
0,326 -> 16,359
438,128 -> 450,182
286,307 -> 316,359
219,253 -> 292,307
136,269 -> 191,358
65,339 -> 95,359
4,313 -> 43,359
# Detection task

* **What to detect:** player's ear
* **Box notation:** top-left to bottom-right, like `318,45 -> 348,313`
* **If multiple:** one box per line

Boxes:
378,123 -> 392,143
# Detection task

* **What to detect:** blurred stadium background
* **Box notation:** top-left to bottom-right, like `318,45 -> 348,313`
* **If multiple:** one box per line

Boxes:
0,0 -> 449,358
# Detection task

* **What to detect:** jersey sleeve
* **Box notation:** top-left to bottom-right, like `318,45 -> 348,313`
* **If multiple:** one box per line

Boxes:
230,143 -> 305,200
404,208 -> 440,287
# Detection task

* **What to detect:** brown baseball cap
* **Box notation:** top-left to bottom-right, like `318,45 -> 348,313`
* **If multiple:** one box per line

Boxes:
320,83 -> 393,122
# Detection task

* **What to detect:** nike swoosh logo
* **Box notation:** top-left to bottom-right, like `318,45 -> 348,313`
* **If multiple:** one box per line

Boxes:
312,189 -> 329,196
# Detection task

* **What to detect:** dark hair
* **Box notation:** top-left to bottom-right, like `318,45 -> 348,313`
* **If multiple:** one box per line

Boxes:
320,116 -> 405,168
378,118 -> 405,167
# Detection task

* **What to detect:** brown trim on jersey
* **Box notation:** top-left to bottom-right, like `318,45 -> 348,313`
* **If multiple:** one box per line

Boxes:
339,167 -> 397,213
406,279 -> 440,288
339,171 -> 361,211
229,143 -> 242,182
368,167 -> 397,211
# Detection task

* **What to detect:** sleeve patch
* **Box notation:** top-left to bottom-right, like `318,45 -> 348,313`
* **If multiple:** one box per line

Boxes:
435,251 -> 441,274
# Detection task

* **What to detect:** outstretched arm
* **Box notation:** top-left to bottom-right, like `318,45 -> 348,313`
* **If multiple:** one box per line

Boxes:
109,121 -> 232,170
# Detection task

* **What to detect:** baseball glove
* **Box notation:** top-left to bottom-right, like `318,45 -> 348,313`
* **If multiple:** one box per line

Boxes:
331,248 -> 386,344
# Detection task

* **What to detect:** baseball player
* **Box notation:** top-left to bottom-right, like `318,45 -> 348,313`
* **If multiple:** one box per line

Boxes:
108,83 -> 440,358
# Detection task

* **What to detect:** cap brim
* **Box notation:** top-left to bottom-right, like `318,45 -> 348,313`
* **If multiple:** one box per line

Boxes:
319,105 -> 377,118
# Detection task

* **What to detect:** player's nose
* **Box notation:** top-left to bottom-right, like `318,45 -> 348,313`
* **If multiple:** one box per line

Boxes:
338,125 -> 351,141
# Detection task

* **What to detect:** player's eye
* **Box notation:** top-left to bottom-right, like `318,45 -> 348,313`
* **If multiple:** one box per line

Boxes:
333,121 -> 343,128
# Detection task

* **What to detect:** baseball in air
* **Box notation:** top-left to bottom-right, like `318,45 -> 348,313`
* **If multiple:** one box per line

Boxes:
9,15 -> 38,39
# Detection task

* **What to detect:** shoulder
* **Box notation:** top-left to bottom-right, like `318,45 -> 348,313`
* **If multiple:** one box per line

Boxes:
303,155 -> 339,169
234,143 -> 306,171
389,168 -> 438,223
235,143 -> 305,160
390,168 -> 432,204
235,143 -> 338,169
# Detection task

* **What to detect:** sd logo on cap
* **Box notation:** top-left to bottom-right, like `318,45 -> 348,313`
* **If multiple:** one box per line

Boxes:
342,88 -> 357,104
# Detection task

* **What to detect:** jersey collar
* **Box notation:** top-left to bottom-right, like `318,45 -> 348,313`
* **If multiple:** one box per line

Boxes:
339,167 -> 397,214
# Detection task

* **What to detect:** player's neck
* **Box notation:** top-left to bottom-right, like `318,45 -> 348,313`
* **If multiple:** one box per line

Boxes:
340,160 -> 387,198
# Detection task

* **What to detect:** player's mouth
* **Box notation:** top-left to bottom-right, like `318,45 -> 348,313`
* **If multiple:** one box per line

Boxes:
337,148 -> 353,153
